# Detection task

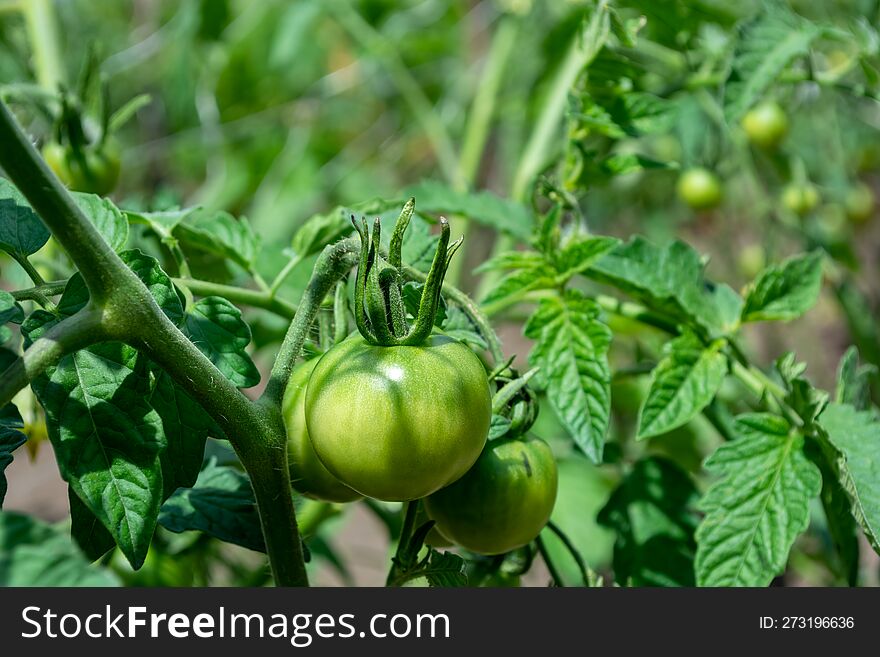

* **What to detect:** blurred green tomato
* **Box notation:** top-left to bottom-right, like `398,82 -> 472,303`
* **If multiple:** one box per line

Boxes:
676,168 -> 722,210
782,183 -> 820,216
741,101 -> 788,149
844,182 -> 875,224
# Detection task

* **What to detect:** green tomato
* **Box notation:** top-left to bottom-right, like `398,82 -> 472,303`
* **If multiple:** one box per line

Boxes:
737,243 -> 766,280
305,333 -> 491,502
782,182 -> 820,216
424,435 -> 558,555
844,182 -> 874,224
283,359 -> 361,503
741,101 -> 788,149
41,140 -> 121,195
676,168 -> 722,210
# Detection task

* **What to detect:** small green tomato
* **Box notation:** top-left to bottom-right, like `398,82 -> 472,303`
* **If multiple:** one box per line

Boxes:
844,182 -> 875,224
741,101 -> 788,149
676,168 -> 722,210
781,182 -> 820,216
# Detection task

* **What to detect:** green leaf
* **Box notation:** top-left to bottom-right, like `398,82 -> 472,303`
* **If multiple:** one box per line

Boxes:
741,251 -> 823,323
68,488 -> 115,562
405,180 -> 534,240
126,207 -> 193,235
597,457 -> 698,586
174,209 -> 260,270
588,237 -> 742,338
599,152 -> 673,176
554,236 -> 620,281
291,206 -> 353,257
417,550 -> 468,587
475,250 -> 546,273
0,290 -> 23,344
149,372 -> 220,496
401,282 -> 447,326
0,177 -> 51,257
724,7 -> 821,121
835,347 -> 876,411
695,413 -> 821,586
488,414 -> 512,440
0,404 -> 27,508
0,511 -> 119,586
184,297 -> 260,388
159,460 -> 265,552
482,265 -> 557,306
819,403 -> 880,553
637,333 -> 728,440
525,290 -> 611,462
71,192 -> 129,252
774,353 -> 829,429
21,331 -> 166,570
439,306 -> 488,351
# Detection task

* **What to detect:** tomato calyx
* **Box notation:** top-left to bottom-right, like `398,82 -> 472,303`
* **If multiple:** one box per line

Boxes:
351,198 -> 463,346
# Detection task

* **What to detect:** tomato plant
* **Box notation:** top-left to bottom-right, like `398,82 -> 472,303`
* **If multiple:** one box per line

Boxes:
1,0 -> 880,590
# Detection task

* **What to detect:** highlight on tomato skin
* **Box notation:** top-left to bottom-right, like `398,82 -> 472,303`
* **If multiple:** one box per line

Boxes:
303,332 -> 492,503
424,435 -> 558,556
741,101 -> 789,150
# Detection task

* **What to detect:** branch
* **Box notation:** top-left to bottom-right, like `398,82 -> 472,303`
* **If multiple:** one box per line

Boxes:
0,307 -> 106,407
11,280 -> 66,302
261,236 -> 360,406
173,277 -> 298,318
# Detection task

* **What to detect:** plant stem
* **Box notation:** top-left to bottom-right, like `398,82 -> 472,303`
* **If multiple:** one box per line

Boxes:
546,520 -> 597,587
173,277 -> 297,318
262,237 -> 360,406
328,1 -> 463,189
22,0 -> 64,92
12,253 -> 46,287
0,307 -> 106,408
11,281 -> 66,301
403,265 -> 504,365
386,500 -> 420,587
268,254 -> 302,298
535,534 -> 564,587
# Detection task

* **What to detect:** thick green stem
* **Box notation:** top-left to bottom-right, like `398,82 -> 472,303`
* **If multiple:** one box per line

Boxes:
262,237 -> 360,406
173,277 -> 297,318
0,307 -> 106,408
11,281 -> 66,302
386,500 -> 420,587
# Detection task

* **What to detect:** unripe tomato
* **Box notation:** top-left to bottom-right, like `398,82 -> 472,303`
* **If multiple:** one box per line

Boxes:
844,182 -> 875,224
424,435 -> 558,555
741,101 -> 788,149
305,333 -> 491,502
737,243 -> 766,280
676,168 -> 722,210
782,182 -> 819,216
41,140 -> 121,196
283,359 -> 361,503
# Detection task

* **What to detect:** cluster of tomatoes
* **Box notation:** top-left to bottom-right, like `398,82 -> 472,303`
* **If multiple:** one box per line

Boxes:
282,331 -> 558,556
675,101 -> 875,224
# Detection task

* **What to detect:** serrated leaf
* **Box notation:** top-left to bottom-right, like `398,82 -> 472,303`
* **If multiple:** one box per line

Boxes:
0,511 -> 119,586
401,282 -> 447,326
68,488 -> 115,561
525,290 -> 611,462
149,372 -> 220,496
588,237 -> 742,338
482,265 -> 557,306
0,404 -> 27,508
725,7 -> 821,121
597,457 -> 698,586
419,550 -> 468,587
71,192 -> 129,252
774,353 -> 829,428
291,207 -> 353,257
695,413 -> 821,586
475,250 -> 546,273
637,333 -> 728,439
440,306 -> 488,351
174,208 -> 260,270
0,177 -> 51,257
184,296 -> 260,388
835,347 -> 876,411
742,251 -> 823,323
819,403 -> 880,553
126,207 -> 194,235
555,236 -> 620,280
20,331 -> 166,570
159,460 -> 264,552
405,180 -> 533,240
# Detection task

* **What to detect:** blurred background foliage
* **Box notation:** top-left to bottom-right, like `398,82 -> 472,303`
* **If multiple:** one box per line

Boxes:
2,0 -> 879,586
